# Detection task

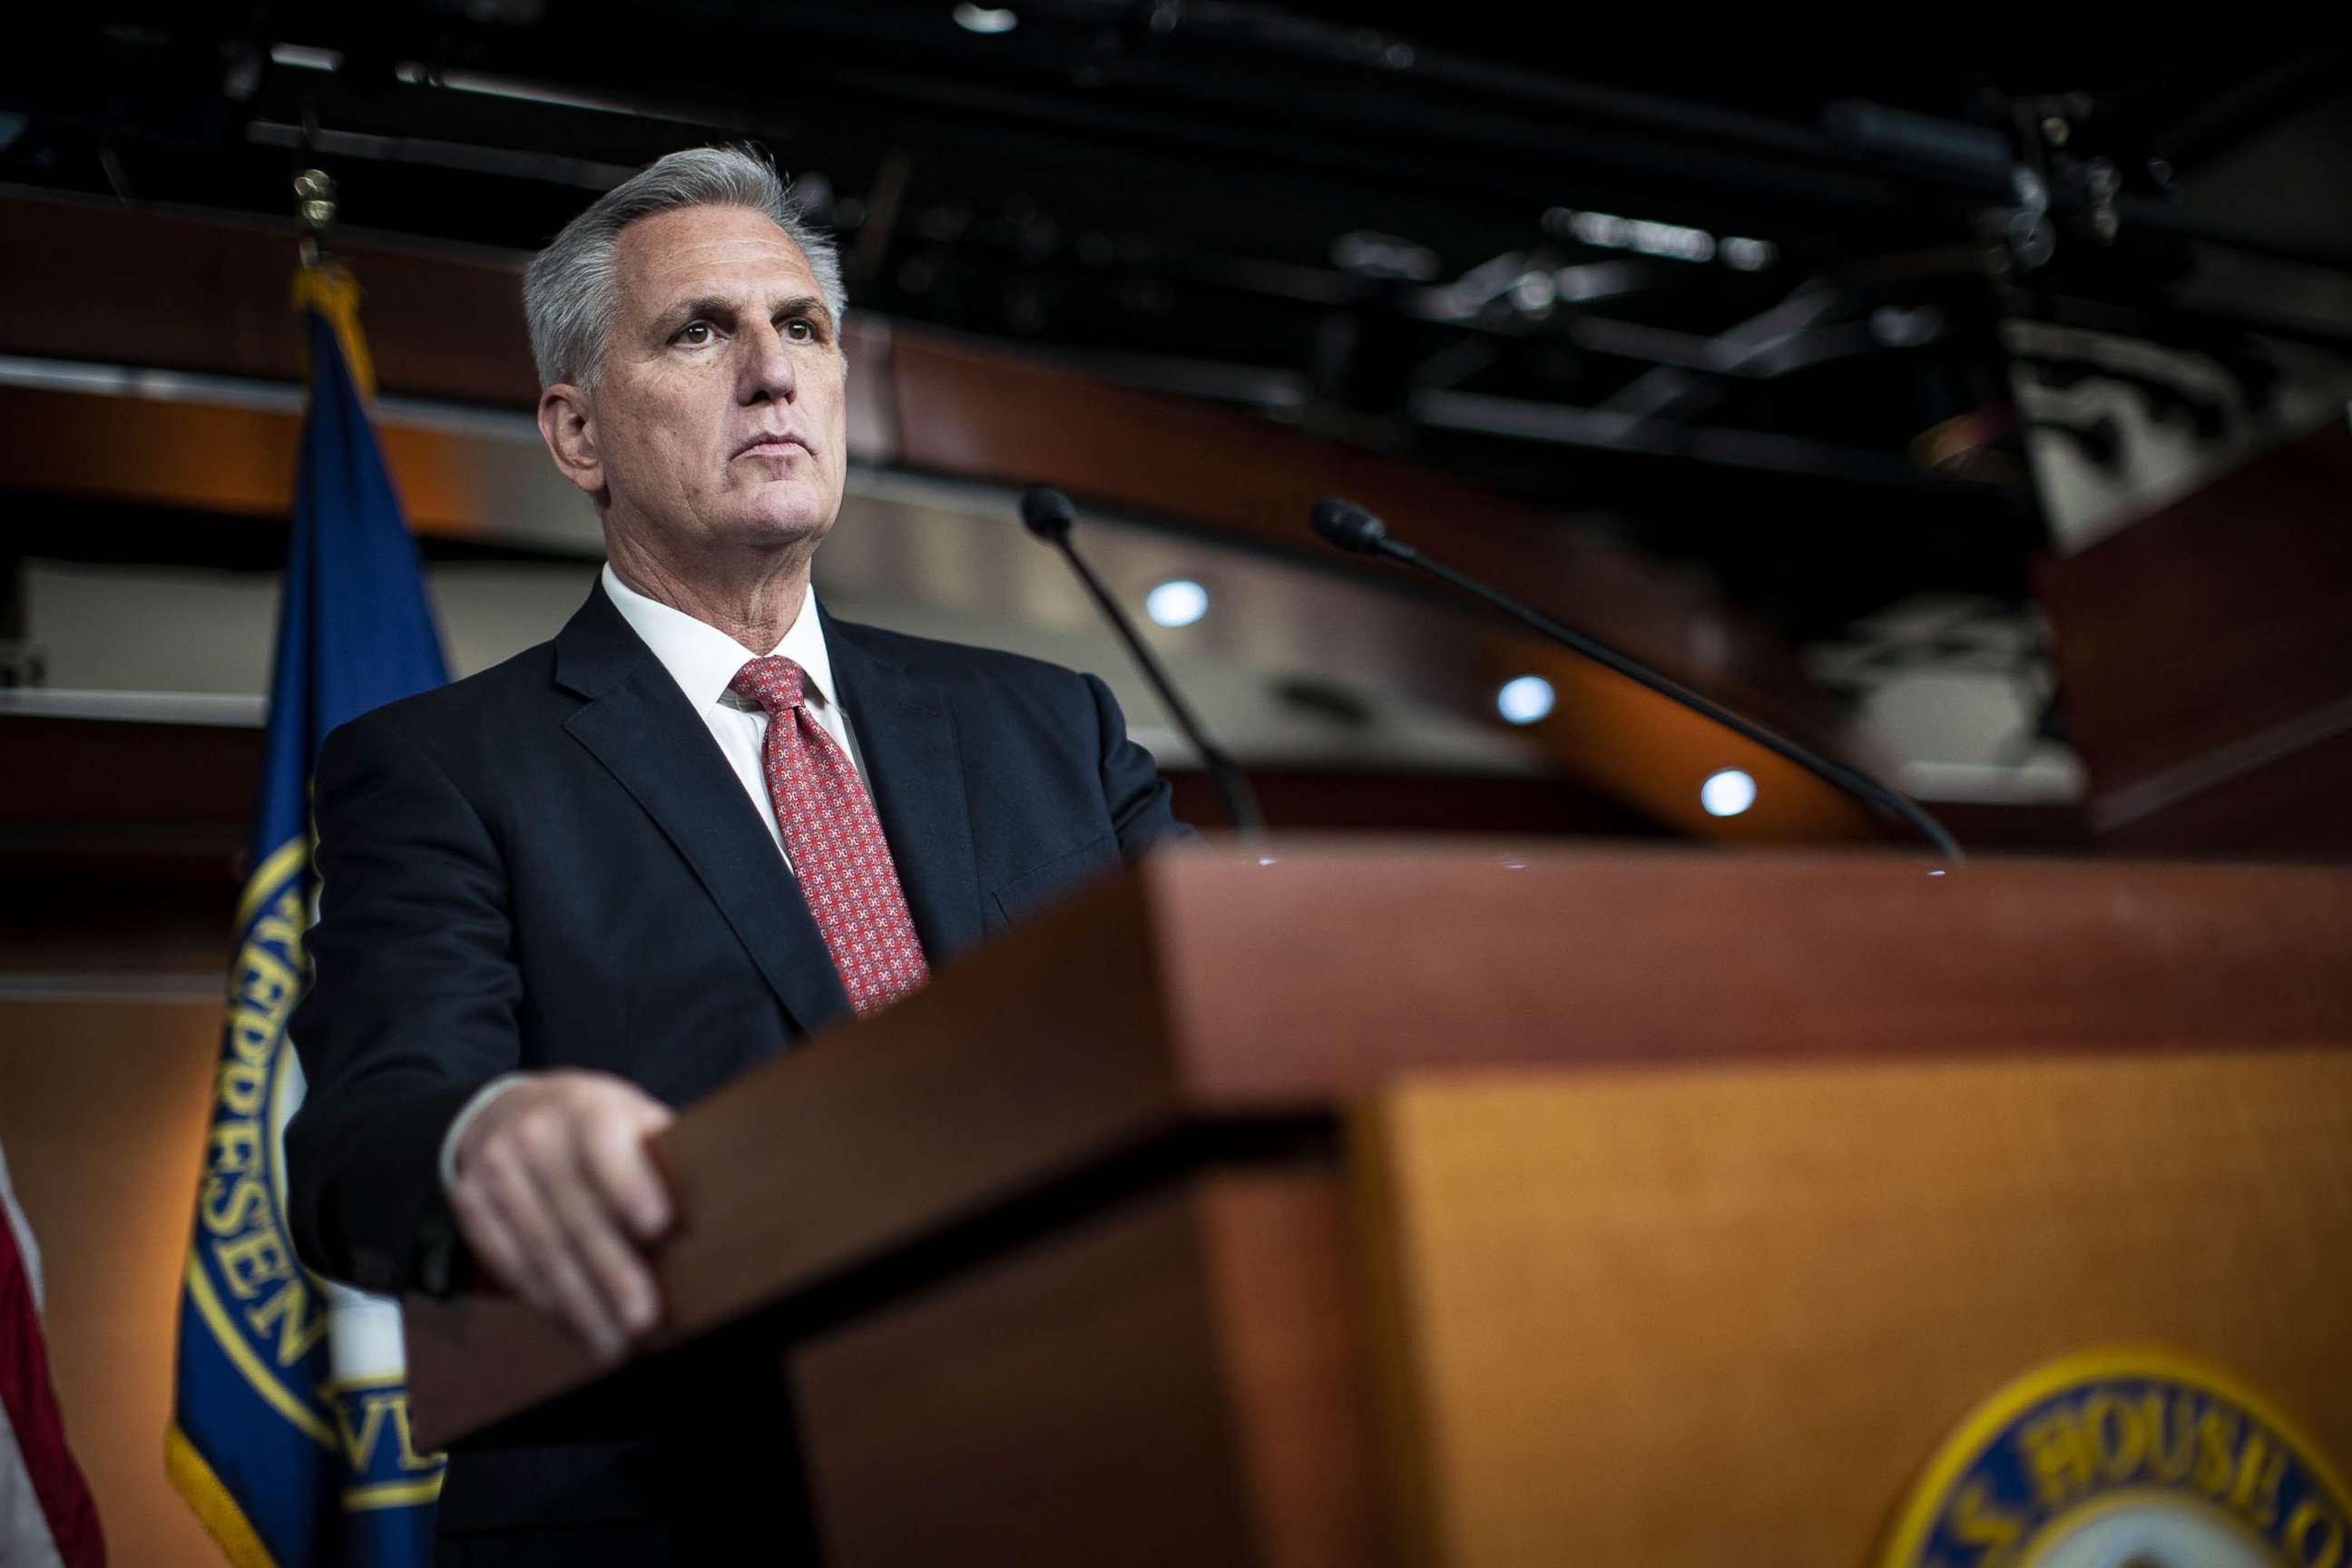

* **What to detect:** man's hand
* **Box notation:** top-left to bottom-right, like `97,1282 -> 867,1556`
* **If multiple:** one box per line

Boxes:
446,1071 -> 676,1364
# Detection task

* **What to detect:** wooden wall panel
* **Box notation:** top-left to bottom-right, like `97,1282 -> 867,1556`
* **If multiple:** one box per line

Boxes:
2038,417 -> 2352,856
0,193 -> 540,407
2098,724 -> 2352,859
0,998 -> 226,1567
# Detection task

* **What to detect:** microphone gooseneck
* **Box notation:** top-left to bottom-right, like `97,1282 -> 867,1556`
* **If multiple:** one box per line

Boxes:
1308,496 -> 1963,864
1018,485 -> 1265,838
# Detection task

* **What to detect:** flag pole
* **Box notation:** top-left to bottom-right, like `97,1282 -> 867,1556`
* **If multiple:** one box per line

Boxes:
289,165 -> 375,403
293,165 -> 335,269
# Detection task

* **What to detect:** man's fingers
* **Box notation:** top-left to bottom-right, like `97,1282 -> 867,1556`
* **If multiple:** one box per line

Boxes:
538,1132 -> 659,1348
447,1176 -> 539,1310
443,1073 -> 676,1361
468,1143 -> 564,1318
580,1108 -> 673,1245
487,1130 -> 624,1361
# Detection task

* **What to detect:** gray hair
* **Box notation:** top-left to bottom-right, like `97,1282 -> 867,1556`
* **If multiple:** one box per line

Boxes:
522,145 -> 847,390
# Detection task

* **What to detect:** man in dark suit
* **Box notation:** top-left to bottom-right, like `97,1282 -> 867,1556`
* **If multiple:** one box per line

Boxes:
283,146 -> 1185,1561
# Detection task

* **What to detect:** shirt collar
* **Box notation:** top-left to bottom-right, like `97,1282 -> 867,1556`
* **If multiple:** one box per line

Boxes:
600,562 -> 841,715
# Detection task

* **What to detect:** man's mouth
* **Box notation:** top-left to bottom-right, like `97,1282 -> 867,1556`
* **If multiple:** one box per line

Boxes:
734,435 -> 810,460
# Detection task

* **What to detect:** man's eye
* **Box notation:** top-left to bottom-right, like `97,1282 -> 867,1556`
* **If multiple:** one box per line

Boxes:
784,318 -> 814,342
675,322 -> 714,346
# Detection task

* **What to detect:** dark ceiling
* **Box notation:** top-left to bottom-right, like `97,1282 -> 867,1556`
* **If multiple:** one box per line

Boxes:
5,5 -> 2347,640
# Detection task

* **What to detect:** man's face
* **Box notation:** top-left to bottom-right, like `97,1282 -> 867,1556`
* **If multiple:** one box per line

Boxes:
575,202 -> 848,561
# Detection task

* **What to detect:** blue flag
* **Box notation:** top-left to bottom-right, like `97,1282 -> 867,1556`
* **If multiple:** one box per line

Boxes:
168,266 -> 450,1567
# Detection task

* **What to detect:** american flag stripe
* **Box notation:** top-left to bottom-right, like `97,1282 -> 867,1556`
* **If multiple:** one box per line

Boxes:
0,1142 -> 105,1568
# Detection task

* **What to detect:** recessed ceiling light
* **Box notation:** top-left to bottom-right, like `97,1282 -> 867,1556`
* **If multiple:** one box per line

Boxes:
1700,769 -> 1757,817
1144,579 -> 1209,628
1496,675 -> 1554,725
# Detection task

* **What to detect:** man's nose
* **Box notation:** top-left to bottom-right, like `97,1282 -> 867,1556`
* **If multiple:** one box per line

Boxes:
739,320 -> 798,404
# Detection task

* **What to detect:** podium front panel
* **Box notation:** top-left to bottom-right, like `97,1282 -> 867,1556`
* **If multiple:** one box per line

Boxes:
1355,1046 -> 2352,1567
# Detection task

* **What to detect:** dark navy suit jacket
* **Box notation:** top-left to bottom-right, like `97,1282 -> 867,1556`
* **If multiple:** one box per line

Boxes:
283,579 -> 1184,1554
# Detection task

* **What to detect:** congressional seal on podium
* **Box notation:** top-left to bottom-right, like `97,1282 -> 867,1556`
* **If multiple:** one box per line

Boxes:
1880,1349 -> 2352,1568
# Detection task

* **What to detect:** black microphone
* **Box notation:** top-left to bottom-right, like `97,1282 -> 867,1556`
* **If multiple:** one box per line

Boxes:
1309,498 -> 1963,863
1310,497 -> 1396,556
1019,485 -> 1265,838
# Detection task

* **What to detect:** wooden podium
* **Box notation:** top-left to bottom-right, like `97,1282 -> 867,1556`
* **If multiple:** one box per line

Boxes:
403,843 -> 2352,1565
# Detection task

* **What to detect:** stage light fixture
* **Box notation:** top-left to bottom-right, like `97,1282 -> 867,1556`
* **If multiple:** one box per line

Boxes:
954,4 -> 1019,32
269,44 -> 343,72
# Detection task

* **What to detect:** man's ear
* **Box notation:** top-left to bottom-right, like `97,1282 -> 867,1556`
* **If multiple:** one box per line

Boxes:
537,384 -> 603,496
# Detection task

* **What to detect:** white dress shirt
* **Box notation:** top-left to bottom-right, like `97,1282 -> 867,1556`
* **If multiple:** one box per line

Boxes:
597,562 -> 872,854
437,565 -> 872,1186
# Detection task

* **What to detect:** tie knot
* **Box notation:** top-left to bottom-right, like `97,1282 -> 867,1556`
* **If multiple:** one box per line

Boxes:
730,655 -> 806,713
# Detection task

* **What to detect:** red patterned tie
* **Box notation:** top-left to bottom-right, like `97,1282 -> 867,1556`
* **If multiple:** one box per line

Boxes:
730,655 -> 929,1014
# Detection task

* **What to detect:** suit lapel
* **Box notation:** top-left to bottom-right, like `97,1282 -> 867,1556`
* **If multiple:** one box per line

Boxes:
822,610 -> 985,965
554,584 -> 852,1038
